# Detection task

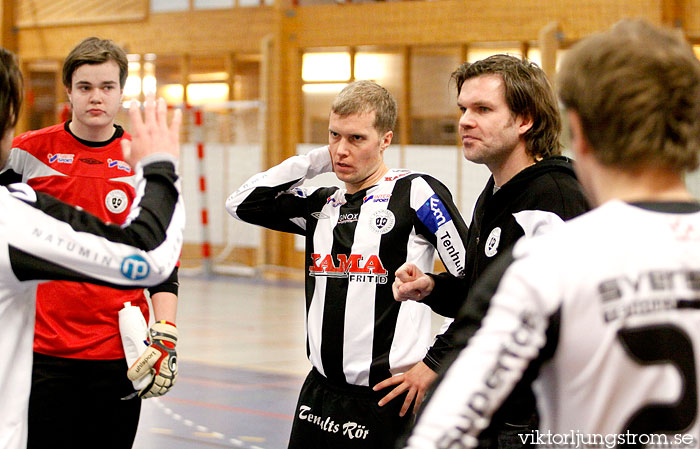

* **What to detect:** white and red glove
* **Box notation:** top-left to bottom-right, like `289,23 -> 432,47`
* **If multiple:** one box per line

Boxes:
127,321 -> 178,398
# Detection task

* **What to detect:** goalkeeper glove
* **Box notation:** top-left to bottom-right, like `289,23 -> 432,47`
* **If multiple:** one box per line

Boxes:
127,321 -> 178,398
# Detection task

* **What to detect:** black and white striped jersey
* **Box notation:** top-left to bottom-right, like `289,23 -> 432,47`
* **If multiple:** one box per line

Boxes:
405,200 -> 700,449
226,146 -> 469,387
0,156 -> 183,449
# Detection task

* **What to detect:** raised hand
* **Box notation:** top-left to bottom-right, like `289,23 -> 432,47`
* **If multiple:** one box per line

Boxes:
121,95 -> 181,167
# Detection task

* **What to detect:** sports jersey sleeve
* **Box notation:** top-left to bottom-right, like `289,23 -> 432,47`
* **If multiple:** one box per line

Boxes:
225,146 -> 333,235
403,244 -> 560,449
0,138 -> 30,185
409,175 -> 469,279
5,155 -> 183,288
147,266 -> 179,296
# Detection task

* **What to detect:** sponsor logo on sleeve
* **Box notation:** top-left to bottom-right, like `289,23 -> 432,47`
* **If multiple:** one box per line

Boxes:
326,196 -> 345,207
31,227 -> 112,266
47,153 -> 75,164
107,158 -> 132,173
485,227 -> 501,257
121,255 -> 150,280
439,229 -> 465,277
417,195 -> 453,233
105,189 -> 129,214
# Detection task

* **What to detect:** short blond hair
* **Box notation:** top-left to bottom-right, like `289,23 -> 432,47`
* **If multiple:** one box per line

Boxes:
331,80 -> 397,136
558,19 -> 700,172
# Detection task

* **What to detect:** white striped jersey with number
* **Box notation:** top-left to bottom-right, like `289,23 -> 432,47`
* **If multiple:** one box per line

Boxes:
406,200 -> 700,449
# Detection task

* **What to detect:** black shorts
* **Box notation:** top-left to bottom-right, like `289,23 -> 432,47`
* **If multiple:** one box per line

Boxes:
28,352 -> 141,449
288,368 -> 413,449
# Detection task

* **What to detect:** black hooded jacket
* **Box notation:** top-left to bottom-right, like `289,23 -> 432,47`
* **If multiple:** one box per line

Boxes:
422,155 -> 590,368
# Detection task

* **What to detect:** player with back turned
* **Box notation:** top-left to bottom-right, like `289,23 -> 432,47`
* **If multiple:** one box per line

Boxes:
402,19 -> 700,449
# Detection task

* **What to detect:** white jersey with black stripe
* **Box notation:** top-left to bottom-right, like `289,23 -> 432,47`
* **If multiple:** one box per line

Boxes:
226,146 -> 469,387
405,200 -> 700,449
0,156 -> 183,449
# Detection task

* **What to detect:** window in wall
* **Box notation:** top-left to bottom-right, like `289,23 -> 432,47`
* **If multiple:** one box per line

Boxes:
186,55 -> 230,105
154,55 -> 185,105
302,52 -> 351,83
123,54 -> 142,106
122,54 -> 158,107
301,47 -> 403,144
151,0 -> 189,12
410,46 -> 461,145
525,47 -> 568,72
239,0 -> 268,6
195,0 -> 235,8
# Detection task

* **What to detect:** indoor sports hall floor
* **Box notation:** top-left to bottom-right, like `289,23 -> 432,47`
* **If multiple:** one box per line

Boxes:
131,273 -> 445,449
132,274 -> 309,449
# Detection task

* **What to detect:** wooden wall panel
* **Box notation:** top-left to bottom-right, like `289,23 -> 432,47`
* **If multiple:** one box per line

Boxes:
17,0 -> 146,28
685,0 -> 700,37
284,0 -> 663,48
18,8 -> 276,59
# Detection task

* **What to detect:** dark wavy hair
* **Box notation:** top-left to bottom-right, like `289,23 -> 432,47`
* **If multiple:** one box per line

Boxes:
451,54 -> 562,159
0,47 -> 23,138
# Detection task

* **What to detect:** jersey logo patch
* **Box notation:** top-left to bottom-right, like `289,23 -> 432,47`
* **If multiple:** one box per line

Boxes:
338,213 -> 359,224
79,158 -> 103,165
105,189 -> 129,214
369,209 -> 395,234
107,158 -> 131,173
326,196 -> 345,207
309,253 -> 388,284
311,211 -> 329,220
48,153 -> 75,164
417,195 -> 453,233
485,227 -> 501,258
121,255 -> 150,280
363,194 -> 391,204
384,171 -> 411,182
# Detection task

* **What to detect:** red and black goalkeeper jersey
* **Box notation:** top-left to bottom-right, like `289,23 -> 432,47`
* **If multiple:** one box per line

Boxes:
3,122 -> 176,359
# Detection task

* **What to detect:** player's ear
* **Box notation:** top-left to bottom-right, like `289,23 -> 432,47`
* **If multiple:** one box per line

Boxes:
380,130 -> 393,152
567,110 -> 591,159
517,113 -> 534,137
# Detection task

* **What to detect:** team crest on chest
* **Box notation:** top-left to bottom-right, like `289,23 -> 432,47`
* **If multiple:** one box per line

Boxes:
485,227 -> 501,257
105,189 -> 128,214
369,209 -> 395,234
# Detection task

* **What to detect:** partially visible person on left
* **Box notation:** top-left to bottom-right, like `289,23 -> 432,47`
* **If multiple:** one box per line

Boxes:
0,37 -> 180,449
0,46 -> 184,449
